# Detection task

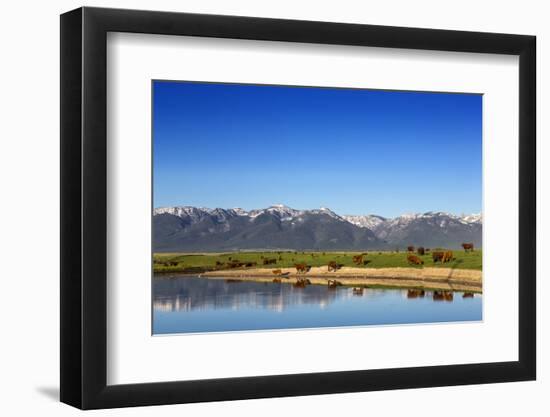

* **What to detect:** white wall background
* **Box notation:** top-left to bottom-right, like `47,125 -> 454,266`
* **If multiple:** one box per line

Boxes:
0,0 -> 546,415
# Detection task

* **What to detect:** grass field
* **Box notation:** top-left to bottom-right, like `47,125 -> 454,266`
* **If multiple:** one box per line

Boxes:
153,249 -> 482,274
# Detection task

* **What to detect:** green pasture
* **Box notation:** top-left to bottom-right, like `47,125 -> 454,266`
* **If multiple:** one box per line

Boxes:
153,249 -> 482,273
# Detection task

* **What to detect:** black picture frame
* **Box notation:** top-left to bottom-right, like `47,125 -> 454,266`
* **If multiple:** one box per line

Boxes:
60,6 -> 536,410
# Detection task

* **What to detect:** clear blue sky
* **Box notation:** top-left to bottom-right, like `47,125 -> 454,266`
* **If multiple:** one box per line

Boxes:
153,81 -> 482,217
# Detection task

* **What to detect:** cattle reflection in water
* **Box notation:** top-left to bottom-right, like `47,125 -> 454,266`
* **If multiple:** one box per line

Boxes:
293,277 -> 311,288
432,291 -> 454,302
405,289 -> 479,302
407,289 -> 426,298
153,275 -> 482,334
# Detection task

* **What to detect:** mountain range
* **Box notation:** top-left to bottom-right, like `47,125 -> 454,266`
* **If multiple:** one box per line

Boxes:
153,204 -> 482,252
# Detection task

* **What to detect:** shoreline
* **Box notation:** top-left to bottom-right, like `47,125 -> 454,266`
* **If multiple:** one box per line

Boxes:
160,266 -> 482,293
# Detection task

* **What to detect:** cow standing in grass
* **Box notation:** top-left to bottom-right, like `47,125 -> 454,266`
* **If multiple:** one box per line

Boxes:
407,254 -> 424,265
432,251 -> 445,263
461,243 -> 474,252
443,251 -> 454,263
352,253 -> 368,266
432,251 -> 454,263
352,255 -> 364,265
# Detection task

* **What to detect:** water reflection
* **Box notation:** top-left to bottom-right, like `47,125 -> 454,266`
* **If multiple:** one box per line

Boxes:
154,276 -> 357,313
153,275 -> 482,334
154,275 -> 481,313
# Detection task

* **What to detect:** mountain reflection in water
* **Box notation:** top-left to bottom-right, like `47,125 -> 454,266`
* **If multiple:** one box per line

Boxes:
154,276 -> 350,312
153,275 -> 482,334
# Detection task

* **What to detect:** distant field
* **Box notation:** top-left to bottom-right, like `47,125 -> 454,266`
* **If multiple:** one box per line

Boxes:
153,249 -> 482,273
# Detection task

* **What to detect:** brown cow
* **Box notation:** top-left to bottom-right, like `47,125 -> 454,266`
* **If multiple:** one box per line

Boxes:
294,263 -> 311,274
417,247 -> 425,256
461,243 -> 474,252
245,262 -> 257,267
407,254 -> 424,265
272,269 -> 282,275
327,261 -> 341,272
352,254 -> 364,265
443,251 -> 454,263
407,245 -> 415,252
263,258 -> 277,265
432,251 -> 445,263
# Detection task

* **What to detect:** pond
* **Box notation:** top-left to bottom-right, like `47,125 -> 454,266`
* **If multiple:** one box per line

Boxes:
153,275 -> 482,334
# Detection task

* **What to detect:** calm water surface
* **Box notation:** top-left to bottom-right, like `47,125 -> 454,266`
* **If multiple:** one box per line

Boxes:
153,275 -> 482,334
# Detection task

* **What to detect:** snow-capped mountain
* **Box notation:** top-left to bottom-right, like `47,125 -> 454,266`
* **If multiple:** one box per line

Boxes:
460,213 -> 482,224
153,205 -> 482,252
342,212 -> 481,229
248,204 -> 303,220
342,211 -> 482,249
343,214 -> 387,230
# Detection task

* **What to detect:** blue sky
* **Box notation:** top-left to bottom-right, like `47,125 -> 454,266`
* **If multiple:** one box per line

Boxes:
153,81 -> 482,217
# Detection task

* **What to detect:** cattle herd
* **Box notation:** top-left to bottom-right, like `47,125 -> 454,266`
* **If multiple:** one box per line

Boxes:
405,243 -> 475,266
236,242 -> 475,276
274,241 -> 476,276
157,242 -> 476,272
224,244 -> 478,296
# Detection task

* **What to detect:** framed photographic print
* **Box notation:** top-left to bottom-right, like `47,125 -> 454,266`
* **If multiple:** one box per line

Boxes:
60,7 -> 536,409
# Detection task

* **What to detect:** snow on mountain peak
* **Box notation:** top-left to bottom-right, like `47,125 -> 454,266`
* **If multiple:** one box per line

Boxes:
311,207 -> 343,220
231,207 -> 249,216
461,213 -> 482,224
154,205 -> 482,230
154,206 -> 206,217
343,214 -> 387,229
